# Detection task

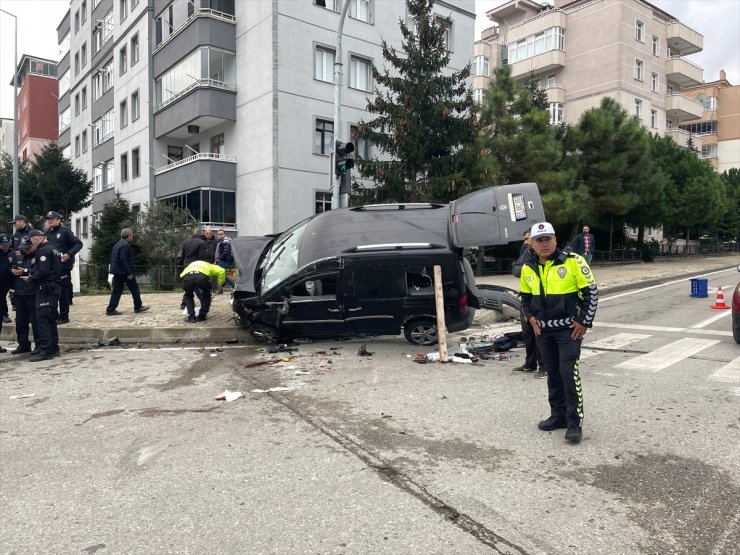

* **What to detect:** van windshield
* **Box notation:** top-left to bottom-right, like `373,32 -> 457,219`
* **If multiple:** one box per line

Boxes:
260,218 -> 309,293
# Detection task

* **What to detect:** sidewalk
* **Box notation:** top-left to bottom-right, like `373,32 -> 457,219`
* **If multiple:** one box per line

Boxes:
0,256 -> 736,346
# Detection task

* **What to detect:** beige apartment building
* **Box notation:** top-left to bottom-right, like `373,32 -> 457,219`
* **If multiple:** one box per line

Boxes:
474,0 -> 715,157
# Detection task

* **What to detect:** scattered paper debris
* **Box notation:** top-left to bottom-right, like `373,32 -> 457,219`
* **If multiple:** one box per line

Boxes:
251,387 -> 292,393
9,393 -> 35,400
215,390 -> 243,402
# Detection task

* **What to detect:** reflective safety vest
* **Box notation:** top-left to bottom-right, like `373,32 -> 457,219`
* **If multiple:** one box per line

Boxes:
520,250 -> 598,330
180,260 -> 227,285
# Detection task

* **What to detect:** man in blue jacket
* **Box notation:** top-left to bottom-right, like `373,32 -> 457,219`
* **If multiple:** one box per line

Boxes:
106,228 -> 150,316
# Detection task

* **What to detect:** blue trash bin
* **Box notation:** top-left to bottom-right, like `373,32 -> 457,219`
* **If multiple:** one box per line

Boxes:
690,278 -> 708,298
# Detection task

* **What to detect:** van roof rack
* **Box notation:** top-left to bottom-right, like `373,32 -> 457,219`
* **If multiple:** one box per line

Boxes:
351,243 -> 445,252
350,203 -> 446,211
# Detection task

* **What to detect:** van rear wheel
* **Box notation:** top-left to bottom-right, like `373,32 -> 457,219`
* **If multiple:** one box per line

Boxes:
249,324 -> 282,344
404,319 -> 438,346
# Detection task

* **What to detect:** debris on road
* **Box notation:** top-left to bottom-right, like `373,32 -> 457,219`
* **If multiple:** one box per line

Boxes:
215,390 -> 243,402
251,386 -> 292,393
357,343 -> 373,356
9,393 -> 35,400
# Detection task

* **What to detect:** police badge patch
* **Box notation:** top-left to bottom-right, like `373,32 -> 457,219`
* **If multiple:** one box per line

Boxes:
56,233 -> 61,239
557,267 -> 567,278
582,267 -> 590,275
40,256 -> 47,261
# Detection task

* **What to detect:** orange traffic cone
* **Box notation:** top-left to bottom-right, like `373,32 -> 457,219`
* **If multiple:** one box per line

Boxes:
710,286 -> 731,310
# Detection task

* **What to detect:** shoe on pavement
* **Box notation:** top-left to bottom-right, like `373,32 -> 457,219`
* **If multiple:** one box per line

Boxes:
11,346 -> 31,355
565,427 -> 582,443
2,315 -> 11,323
106,310 -> 123,316
29,352 -> 54,362
513,364 -> 535,372
186,315 -> 197,323
196,314 -> 207,321
538,416 -> 568,431
30,348 -> 42,356
52,349 -> 61,358
57,317 -> 70,325
135,305 -> 151,313
0,346 -> 6,353
535,369 -> 548,379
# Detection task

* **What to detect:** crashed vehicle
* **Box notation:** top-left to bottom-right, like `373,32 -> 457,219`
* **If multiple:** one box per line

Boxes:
230,183 -> 545,345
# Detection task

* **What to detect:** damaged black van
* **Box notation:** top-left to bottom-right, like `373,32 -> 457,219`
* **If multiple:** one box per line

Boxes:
230,183 -> 544,345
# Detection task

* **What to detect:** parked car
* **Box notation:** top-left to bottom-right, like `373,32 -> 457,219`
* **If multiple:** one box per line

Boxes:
733,264 -> 740,344
230,184 -> 545,344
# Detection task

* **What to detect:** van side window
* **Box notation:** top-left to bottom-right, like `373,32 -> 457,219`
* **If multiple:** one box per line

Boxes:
288,276 -> 337,298
406,266 -> 434,296
354,268 -> 405,299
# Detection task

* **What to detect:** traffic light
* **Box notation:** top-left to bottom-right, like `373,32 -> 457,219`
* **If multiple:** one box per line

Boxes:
334,140 -> 354,176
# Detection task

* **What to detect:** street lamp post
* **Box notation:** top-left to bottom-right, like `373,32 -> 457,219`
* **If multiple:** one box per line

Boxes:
0,8 -> 19,216
330,0 -> 351,209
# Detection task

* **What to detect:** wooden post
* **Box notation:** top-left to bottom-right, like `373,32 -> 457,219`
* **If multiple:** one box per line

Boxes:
433,265 -> 448,362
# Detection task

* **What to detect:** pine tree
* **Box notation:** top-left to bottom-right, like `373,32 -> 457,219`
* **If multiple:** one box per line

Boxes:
0,151 -> 34,228
135,201 -> 194,265
89,193 -> 134,267
354,0 -> 477,203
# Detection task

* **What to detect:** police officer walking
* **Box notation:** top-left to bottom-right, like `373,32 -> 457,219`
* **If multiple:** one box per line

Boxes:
44,211 -> 82,325
19,230 -> 62,362
9,235 -> 40,355
520,222 -> 598,444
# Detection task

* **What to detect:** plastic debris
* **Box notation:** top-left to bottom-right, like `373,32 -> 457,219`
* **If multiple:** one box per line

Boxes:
294,370 -> 310,376
224,338 -> 239,344
251,386 -> 292,393
357,343 -> 373,356
215,390 -> 243,402
107,336 -> 121,346
9,393 -> 35,400
83,341 -> 104,349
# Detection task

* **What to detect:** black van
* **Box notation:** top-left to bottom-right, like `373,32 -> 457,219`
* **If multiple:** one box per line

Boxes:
230,183 -> 544,345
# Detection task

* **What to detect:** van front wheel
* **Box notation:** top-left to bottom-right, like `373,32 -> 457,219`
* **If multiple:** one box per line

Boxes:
249,324 -> 282,344
404,319 -> 438,346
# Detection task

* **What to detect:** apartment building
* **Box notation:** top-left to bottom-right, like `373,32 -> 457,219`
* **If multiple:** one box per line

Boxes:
56,0 -> 475,254
0,118 -> 14,155
474,0 -> 709,155
11,55 -> 59,161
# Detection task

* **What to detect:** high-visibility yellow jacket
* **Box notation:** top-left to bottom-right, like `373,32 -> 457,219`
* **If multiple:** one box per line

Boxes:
520,249 -> 598,330
180,260 -> 226,285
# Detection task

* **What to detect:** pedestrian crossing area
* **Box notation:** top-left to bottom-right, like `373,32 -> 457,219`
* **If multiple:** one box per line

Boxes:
580,331 -> 740,386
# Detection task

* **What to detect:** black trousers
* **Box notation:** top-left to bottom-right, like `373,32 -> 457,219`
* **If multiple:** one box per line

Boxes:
14,294 -> 38,350
536,328 -> 584,428
0,283 -> 9,317
520,309 -> 544,370
36,283 -> 60,355
182,273 -> 212,317
58,269 -> 72,319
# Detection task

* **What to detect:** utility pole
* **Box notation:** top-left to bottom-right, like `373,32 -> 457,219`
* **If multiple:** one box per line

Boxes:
331,0 -> 351,209
1,9 -> 19,216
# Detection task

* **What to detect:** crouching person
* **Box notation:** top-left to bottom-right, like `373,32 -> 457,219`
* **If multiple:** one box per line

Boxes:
180,260 -> 225,323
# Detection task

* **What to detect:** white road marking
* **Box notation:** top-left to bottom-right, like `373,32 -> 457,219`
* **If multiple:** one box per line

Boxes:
599,268 -> 734,304
580,333 -> 652,360
690,310 -> 732,329
708,356 -> 740,384
616,338 -> 720,372
595,321 -> 733,337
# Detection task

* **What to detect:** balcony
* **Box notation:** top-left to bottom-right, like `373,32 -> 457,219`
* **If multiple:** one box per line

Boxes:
665,93 -> 703,122
665,56 -> 703,87
154,153 -> 236,198
665,21 -> 703,56
664,127 -> 702,151
153,80 -> 236,139
506,10 -> 567,43
509,49 -> 565,79
545,84 -> 565,104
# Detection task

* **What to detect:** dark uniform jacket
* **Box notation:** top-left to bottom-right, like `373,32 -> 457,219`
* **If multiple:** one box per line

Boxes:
110,239 -> 134,276
0,249 -> 11,290
9,249 -> 37,295
45,224 -> 83,270
519,248 -> 598,331
12,223 -> 33,251
28,242 -> 62,286
180,235 -> 207,266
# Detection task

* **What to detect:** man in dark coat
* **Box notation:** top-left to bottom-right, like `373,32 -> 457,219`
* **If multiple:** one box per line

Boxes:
19,230 -> 62,362
9,236 -> 40,355
202,227 -> 218,265
44,211 -> 83,325
106,228 -> 150,316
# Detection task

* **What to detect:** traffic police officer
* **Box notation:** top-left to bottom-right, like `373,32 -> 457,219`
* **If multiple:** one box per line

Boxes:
520,222 -> 598,444
20,230 -> 62,362
179,260 -> 226,323
10,234 -> 40,355
44,211 -> 82,324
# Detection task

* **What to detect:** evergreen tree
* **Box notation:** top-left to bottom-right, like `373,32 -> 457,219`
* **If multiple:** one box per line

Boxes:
0,151 -> 36,229
136,201 -> 194,265
717,168 -> 740,241
354,0 -> 478,203
28,142 -> 92,221
89,193 -> 134,267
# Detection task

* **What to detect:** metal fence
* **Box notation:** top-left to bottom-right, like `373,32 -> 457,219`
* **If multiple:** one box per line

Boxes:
79,265 -> 183,292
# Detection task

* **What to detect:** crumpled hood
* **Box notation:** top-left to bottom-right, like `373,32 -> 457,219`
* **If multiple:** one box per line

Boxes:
231,236 -> 274,294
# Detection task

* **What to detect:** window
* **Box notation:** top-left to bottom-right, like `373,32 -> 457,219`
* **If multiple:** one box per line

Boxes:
120,0 -> 128,21
155,4 -> 175,46
507,27 -> 565,64
94,109 -> 114,146
701,144 -> 717,158
651,72 -> 659,92
93,164 -> 103,193
93,28 -> 101,53
474,56 -> 489,77
132,204 -> 141,223
699,96 -> 718,111
546,73 -> 556,88
211,133 -> 225,155
132,147 -> 140,177
168,146 -> 184,162
101,10 -> 114,45
59,107 -> 71,133
314,119 -> 333,155
678,120 -> 717,135
121,152 -> 128,181
652,36 -> 659,56
81,43 -> 87,68
75,135 -> 81,156
634,98 -> 643,119
473,89 -> 484,105
131,90 -> 140,120
131,34 -> 139,65
59,32 -> 71,58
104,159 -> 114,189
350,125 -> 370,159
316,0 -> 337,9
349,55 -> 371,91
548,102 -> 563,125
315,192 -> 332,214
59,70 -> 70,97
120,99 -> 128,128
435,16 -> 452,50
162,189 -> 236,226
81,0 -> 87,22
635,20 -> 644,42
74,10 -> 80,32
74,93 -> 80,115
82,87 -> 87,109
349,0 -> 371,23
315,46 -> 335,82
76,219 -> 81,238
634,59 -> 644,81
154,47 -> 236,106
102,59 -> 113,92
119,45 -> 127,75
132,0 -> 139,8
63,143 -> 72,159
82,130 -> 88,152
650,109 -> 658,129
74,52 -> 80,75
82,217 -> 88,238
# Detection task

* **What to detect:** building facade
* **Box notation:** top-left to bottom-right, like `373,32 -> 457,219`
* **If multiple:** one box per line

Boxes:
12,55 -> 59,161
474,0 -> 709,155
57,0 -> 475,258
0,118 -> 14,155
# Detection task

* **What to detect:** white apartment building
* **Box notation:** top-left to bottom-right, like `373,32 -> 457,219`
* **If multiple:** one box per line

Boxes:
56,0 -> 475,259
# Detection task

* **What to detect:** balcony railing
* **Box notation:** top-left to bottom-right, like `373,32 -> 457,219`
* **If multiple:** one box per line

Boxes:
154,79 -> 236,112
154,152 -> 236,175
667,54 -> 702,70
153,8 -> 236,55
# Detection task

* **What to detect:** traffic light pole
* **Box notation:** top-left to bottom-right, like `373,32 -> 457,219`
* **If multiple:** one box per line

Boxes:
331,0 -> 351,209
1,9 -> 19,216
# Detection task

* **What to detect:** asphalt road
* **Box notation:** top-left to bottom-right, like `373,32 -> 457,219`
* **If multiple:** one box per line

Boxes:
1,268 -> 738,554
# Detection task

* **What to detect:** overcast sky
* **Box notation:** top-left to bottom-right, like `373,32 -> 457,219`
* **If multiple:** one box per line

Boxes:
1,0 -> 739,119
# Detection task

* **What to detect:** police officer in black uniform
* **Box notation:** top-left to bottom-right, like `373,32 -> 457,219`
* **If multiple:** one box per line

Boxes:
10,234 -> 40,355
9,214 -> 33,251
0,233 -> 12,327
20,230 -> 61,362
44,211 -> 82,325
